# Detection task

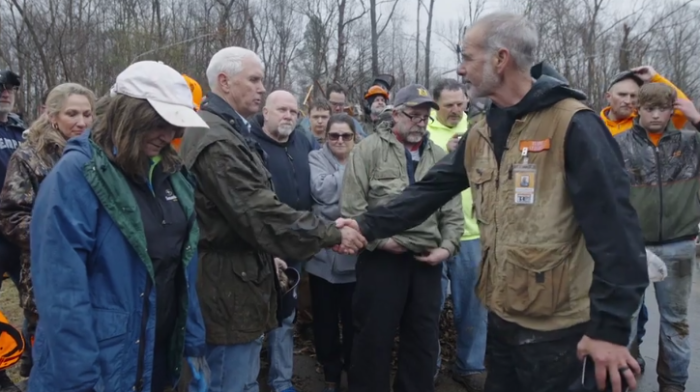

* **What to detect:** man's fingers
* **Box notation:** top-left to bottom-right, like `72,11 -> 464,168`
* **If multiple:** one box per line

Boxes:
608,362 -> 623,392
622,366 -> 637,391
594,361 -> 608,392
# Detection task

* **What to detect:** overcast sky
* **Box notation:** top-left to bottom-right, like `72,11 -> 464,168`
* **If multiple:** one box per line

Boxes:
396,0 -> 700,76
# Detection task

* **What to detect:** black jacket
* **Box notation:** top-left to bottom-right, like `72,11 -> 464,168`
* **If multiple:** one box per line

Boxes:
248,114 -> 315,212
357,74 -> 648,346
125,163 -> 191,349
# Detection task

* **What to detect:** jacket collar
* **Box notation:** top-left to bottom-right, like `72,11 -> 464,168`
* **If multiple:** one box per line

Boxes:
200,92 -> 248,134
631,116 -> 680,140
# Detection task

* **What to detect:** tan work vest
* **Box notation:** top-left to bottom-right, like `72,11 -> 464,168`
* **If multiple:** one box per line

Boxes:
464,98 -> 594,331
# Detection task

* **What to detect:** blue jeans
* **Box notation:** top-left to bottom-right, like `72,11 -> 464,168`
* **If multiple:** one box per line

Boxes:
630,240 -> 694,388
266,259 -> 301,392
437,239 -> 487,376
636,301 -> 648,344
202,336 -> 264,392
267,311 -> 295,392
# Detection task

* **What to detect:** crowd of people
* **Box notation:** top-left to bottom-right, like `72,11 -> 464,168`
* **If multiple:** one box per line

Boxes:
0,9 -> 697,392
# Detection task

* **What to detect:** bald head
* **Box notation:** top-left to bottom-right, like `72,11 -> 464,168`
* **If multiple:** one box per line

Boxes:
265,90 -> 297,108
263,90 -> 299,141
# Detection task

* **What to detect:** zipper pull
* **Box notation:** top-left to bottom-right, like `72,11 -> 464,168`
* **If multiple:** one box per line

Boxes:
508,165 -> 513,179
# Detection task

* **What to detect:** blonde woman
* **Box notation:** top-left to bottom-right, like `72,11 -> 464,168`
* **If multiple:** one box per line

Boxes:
0,82 -> 95,379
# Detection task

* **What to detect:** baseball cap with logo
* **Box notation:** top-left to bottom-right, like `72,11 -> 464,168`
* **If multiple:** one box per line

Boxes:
110,61 -> 209,129
393,83 -> 439,110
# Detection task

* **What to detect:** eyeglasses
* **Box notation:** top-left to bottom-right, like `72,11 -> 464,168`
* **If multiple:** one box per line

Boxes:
401,111 -> 433,124
328,133 -> 354,142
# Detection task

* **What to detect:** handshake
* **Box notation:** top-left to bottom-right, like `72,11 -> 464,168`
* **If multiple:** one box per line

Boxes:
333,218 -> 366,255
330,218 -> 450,265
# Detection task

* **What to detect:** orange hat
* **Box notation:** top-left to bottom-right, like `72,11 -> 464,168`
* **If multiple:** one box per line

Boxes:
364,85 -> 389,100
182,74 -> 203,110
173,74 -> 203,151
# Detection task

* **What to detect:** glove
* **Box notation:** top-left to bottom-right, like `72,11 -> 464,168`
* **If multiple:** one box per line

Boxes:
187,357 -> 210,392
645,248 -> 667,283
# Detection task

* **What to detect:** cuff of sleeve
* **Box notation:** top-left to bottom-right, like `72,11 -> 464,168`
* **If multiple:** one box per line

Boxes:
366,239 -> 387,252
584,318 -> 630,347
439,241 -> 456,257
357,218 -> 376,243
323,226 -> 343,248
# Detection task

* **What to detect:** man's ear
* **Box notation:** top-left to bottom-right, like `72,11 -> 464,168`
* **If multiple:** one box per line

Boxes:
217,73 -> 230,94
604,91 -> 612,105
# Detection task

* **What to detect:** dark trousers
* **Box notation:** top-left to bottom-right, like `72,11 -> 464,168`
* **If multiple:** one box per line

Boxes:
309,274 -> 355,384
348,250 -> 442,392
484,313 -> 584,392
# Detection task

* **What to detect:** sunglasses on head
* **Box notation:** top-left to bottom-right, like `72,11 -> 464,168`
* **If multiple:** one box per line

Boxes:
327,133 -> 354,142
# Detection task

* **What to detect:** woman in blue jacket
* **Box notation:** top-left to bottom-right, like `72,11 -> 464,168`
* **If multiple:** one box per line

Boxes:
27,61 -> 209,392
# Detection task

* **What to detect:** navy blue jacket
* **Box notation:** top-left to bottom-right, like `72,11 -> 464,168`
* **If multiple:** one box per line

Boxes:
249,114 -> 315,212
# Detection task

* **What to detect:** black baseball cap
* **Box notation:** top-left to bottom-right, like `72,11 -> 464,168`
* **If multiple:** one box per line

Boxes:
0,70 -> 20,90
608,70 -> 644,90
393,84 -> 439,110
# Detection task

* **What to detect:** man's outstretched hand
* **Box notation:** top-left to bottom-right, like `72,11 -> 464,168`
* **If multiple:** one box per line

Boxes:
577,335 -> 640,392
333,218 -> 367,254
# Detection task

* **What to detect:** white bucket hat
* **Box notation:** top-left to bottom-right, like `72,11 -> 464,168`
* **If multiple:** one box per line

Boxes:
110,61 -> 209,129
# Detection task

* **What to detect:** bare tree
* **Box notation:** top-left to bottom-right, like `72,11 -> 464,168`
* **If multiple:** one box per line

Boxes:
368,0 -> 400,75
423,0 -> 436,89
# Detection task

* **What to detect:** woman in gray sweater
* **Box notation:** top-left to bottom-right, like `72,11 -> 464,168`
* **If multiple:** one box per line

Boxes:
306,114 -> 358,392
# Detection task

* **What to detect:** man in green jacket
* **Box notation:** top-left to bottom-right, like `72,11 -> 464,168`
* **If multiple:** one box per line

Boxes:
179,46 -> 366,392
427,79 -> 486,391
341,84 -> 463,392
614,82 -> 698,392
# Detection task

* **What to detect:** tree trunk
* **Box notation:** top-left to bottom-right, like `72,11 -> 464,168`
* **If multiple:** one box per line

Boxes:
415,0 -> 421,83
370,0 -> 379,76
424,0 -> 435,89
334,0 -> 347,83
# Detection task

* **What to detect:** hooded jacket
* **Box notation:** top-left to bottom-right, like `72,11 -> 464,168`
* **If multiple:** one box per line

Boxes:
27,131 -> 205,392
248,113 -> 315,212
306,145 -> 358,283
601,74 -> 689,136
341,121 -> 464,256
355,72 -> 647,346
615,118 -> 700,244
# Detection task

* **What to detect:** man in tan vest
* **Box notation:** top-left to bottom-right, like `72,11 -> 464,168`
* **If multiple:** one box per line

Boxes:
335,11 -> 648,392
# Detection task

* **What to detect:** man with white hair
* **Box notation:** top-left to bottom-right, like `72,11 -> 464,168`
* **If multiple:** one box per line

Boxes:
248,90 -> 316,392
179,47 -> 367,392
335,12 -> 648,392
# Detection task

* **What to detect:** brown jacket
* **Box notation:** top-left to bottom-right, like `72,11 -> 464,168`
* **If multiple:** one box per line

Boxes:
179,94 -> 342,345
464,98 -> 594,331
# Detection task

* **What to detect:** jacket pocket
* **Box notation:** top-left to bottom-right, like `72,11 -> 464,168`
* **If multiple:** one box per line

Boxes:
230,253 -> 273,333
468,169 -> 493,224
331,252 -> 357,275
369,168 -> 404,199
502,244 -> 572,317
93,309 -> 128,389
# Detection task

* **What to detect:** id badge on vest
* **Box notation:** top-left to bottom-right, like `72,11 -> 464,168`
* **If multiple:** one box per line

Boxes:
513,147 -> 536,205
